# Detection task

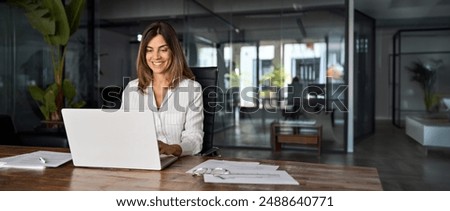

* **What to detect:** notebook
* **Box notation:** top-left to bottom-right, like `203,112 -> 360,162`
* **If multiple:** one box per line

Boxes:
61,108 -> 178,170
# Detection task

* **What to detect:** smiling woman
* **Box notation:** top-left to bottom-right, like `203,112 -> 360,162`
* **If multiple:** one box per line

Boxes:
136,21 -> 194,93
145,35 -> 171,76
121,21 -> 204,157
146,34 -> 172,107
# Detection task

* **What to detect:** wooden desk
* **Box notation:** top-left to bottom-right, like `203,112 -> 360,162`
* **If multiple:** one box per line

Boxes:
271,120 -> 322,155
0,146 -> 382,191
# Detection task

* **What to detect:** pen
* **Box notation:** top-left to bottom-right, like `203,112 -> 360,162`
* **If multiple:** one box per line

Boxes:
39,157 -> 47,164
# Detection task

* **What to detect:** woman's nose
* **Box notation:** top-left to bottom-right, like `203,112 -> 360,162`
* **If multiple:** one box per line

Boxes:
153,51 -> 160,58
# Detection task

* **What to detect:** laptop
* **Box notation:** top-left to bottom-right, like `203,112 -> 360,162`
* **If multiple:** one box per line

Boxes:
61,108 -> 178,170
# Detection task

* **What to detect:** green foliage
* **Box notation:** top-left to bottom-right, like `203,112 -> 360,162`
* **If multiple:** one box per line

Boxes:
9,0 -> 68,46
260,66 -> 286,88
9,0 -> 86,121
28,80 -> 86,120
406,59 -> 442,112
259,66 -> 287,99
229,72 -> 240,88
63,79 -> 86,108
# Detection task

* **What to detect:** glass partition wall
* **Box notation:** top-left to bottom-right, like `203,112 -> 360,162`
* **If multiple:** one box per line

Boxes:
181,0 -> 349,151
392,28 -> 450,127
354,11 -> 375,140
1,0 -> 376,154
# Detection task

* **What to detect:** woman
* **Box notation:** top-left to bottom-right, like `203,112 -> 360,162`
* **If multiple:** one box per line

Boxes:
121,21 -> 204,156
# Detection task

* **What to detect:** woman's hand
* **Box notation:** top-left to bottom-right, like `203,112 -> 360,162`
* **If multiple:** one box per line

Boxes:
158,141 -> 182,157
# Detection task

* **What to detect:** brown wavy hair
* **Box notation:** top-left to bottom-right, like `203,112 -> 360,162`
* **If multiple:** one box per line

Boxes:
136,21 -> 194,93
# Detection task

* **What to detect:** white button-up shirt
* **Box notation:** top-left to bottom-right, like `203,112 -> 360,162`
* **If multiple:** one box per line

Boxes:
121,78 -> 204,156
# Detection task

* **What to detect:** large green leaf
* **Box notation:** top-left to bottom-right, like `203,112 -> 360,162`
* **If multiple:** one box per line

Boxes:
63,79 -> 76,105
8,0 -> 56,39
65,0 -> 85,36
28,84 -> 56,120
24,8 -> 55,36
28,85 -> 45,103
39,105 -> 50,120
46,82 -> 59,94
44,89 -> 57,113
41,0 -> 70,46
8,0 -> 70,46
63,79 -> 86,108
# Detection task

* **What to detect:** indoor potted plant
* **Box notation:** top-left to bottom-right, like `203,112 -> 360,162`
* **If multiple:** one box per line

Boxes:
406,59 -> 442,113
9,0 -> 86,125
260,65 -> 286,107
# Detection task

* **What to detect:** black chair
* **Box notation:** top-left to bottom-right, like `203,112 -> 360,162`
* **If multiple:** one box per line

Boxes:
190,67 -> 219,156
282,83 -> 304,120
239,87 -> 259,120
305,83 -> 326,113
0,114 -> 21,145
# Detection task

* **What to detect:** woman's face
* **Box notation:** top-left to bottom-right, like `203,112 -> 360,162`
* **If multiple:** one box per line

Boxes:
145,34 -> 171,75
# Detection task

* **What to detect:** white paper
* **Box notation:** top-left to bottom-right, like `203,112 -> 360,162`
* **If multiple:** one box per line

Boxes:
186,159 -> 278,174
203,170 -> 299,185
186,159 -> 299,185
0,150 -> 72,169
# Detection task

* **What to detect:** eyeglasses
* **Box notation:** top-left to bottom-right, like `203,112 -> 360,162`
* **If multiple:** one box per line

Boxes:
192,167 -> 230,177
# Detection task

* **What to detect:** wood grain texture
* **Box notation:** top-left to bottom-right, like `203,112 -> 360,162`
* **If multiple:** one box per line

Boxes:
0,146 -> 382,191
271,121 -> 322,155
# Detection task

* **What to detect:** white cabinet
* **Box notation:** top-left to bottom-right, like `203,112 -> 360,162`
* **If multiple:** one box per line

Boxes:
405,115 -> 450,148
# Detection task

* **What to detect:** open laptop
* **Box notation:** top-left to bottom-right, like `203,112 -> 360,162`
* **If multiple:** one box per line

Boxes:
61,108 -> 178,170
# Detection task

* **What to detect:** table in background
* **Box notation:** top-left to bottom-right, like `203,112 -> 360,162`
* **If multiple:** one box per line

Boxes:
271,120 -> 322,155
0,146 -> 382,190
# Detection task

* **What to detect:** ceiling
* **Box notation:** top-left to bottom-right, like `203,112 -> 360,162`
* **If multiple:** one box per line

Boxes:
356,0 -> 450,19
355,0 -> 450,26
99,0 -> 450,22
97,0 -> 450,42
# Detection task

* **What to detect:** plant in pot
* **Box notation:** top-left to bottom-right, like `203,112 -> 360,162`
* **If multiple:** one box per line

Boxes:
9,0 -> 86,127
406,59 -> 442,113
259,65 -> 286,107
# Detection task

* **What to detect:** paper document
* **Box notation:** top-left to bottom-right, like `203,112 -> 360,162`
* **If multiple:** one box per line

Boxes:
0,150 -> 72,169
187,159 -> 299,185
203,170 -> 298,185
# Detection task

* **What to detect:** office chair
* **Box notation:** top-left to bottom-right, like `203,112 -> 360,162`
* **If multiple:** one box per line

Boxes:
190,67 -> 220,156
305,83 -> 326,113
239,87 -> 259,120
0,114 -> 21,145
283,82 -> 304,120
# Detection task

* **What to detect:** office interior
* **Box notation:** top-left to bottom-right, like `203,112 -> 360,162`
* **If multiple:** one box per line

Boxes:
1,0 -> 450,190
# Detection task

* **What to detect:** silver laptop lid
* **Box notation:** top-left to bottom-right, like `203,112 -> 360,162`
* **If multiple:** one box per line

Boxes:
62,109 -> 170,170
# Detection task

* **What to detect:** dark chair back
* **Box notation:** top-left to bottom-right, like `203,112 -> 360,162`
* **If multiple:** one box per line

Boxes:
0,114 -> 20,145
305,83 -> 326,112
190,67 -> 219,156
